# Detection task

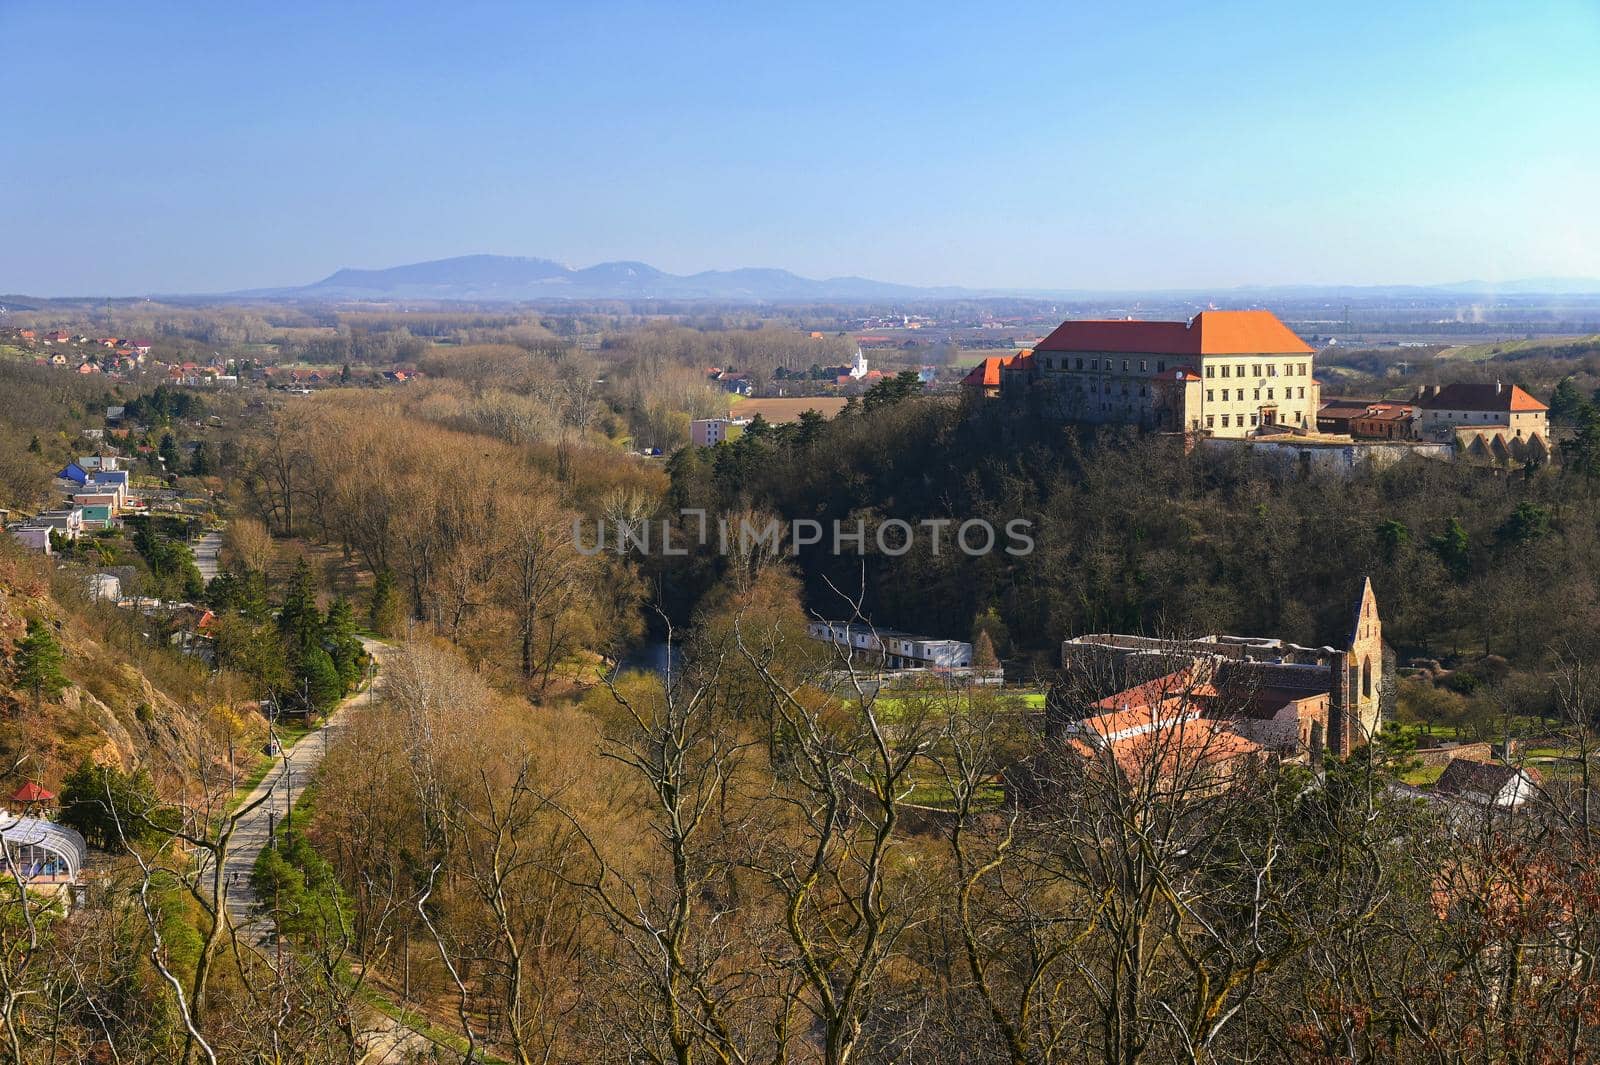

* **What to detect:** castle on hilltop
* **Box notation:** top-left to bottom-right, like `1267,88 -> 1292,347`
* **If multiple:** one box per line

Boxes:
963,309 -> 1320,438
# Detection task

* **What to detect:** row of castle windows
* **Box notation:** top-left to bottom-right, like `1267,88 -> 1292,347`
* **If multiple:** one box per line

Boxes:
1207,386 -> 1307,402
1206,411 -> 1307,428
1045,357 -> 1170,372
1204,362 -> 1310,379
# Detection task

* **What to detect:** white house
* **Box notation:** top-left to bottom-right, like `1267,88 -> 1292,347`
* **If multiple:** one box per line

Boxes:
805,621 -> 973,670
1434,760 -> 1542,807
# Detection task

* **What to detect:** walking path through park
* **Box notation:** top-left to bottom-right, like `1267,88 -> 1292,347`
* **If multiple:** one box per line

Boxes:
212,639 -> 445,1062
191,529 -> 223,582
220,636 -> 389,941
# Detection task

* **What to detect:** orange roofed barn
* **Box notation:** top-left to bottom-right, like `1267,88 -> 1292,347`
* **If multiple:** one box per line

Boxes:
972,309 -> 1319,439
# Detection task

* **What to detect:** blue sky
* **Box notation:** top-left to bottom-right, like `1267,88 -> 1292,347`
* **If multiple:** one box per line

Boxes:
3,0 -> 1597,296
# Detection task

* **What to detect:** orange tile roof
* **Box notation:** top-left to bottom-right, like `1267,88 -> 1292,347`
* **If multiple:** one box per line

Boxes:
1036,310 -> 1312,356
961,348 -> 1033,388
1418,382 -> 1547,413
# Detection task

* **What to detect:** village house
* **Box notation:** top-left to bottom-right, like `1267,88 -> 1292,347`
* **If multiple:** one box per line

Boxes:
1434,759 -> 1542,808
8,526 -> 52,553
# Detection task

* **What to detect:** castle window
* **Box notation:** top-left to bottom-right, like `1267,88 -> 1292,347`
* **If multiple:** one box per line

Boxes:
1157,361 -> 1166,372
1298,387 -> 1304,398
1268,364 -> 1278,377
1076,358 -> 1083,370
1250,413 -> 1258,426
1139,360 -> 1147,371
1267,388 -> 1274,400
1222,415 -> 1230,427
1252,364 -> 1262,377
1206,415 -> 1214,428
1207,390 -> 1214,402
1090,359 -> 1098,370
1205,365 -> 1214,378
1362,657 -> 1372,699
1122,360 -> 1129,371
1221,365 -> 1230,378
1254,388 -> 1260,400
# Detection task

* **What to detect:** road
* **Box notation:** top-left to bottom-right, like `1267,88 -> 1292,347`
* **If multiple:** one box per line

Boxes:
191,529 -> 223,582
215,638 -> 429,1061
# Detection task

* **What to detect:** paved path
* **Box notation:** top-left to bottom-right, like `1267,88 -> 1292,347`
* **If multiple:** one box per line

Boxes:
191,529 -> 223,581
222,637 -> 389,941
213,640 -> 452,1061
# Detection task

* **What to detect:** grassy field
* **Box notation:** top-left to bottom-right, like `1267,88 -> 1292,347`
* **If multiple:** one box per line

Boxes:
1438,334 -> 1600,362
728,396 -> 848,422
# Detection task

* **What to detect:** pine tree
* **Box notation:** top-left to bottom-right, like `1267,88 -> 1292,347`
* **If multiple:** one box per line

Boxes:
158,431 -> 180,469
189,440 -> 214,475
277,559 -> 323,656
324,596 -> 365,687
299,648 -> 344,714
369,569 -> 402,637
13,618 -> 68,709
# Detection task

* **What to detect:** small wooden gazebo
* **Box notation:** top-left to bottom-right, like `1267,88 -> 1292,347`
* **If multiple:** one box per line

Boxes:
8,782 -> 56,815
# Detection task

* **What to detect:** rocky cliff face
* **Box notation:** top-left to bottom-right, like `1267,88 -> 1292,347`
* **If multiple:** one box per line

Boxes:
0,549 -> 249,797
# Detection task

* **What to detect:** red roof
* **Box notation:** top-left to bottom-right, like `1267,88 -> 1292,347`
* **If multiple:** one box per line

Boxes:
961,348 -> 1034,388
9,781 -> 55,803
1036,310 -> 1312,356
1416,382 -> 1547,413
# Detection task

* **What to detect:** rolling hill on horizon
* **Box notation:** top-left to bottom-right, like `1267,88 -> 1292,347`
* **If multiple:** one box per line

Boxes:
202,254 -> 1600,305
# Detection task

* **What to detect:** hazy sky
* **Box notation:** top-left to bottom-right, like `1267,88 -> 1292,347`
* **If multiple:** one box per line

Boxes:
4,1 -> 1598,296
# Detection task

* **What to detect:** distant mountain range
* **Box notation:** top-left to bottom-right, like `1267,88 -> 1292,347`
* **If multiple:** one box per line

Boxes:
217,255 -> 1600,304
236,254 -> 968,302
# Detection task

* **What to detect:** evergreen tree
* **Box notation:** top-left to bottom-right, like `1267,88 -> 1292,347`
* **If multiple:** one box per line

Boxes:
13,618 -> 68,708
298,647 -> 344,713
1550,377 -> 1589,424
324,595 -> 365,687
369,569 -> 402,637
1375,519 -> 1412,563
1429,517 -> 1472,580
1496,501 -> 1552,547
277,559 -> 323,656
58,759 -> 159,851
189,440 -> 214,476
158,431 -> 180,469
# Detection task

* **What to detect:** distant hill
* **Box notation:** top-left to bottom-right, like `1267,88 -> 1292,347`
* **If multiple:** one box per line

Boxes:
137,256 -> 1600,304
243,254 -> 963,302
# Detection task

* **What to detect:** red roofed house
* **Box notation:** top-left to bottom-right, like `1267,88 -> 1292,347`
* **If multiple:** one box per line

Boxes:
1412,381 -> 1549,465
996,310 -> 1318,438
44,330 -> 71,344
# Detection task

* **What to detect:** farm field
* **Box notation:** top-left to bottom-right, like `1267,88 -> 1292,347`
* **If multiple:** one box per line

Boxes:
1439,334 -> 1600,361
728,396 -> 848,422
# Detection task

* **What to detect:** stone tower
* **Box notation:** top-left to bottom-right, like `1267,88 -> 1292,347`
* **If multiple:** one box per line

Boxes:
1345,578 -> 1383,746
1327,578 -> 1383,758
